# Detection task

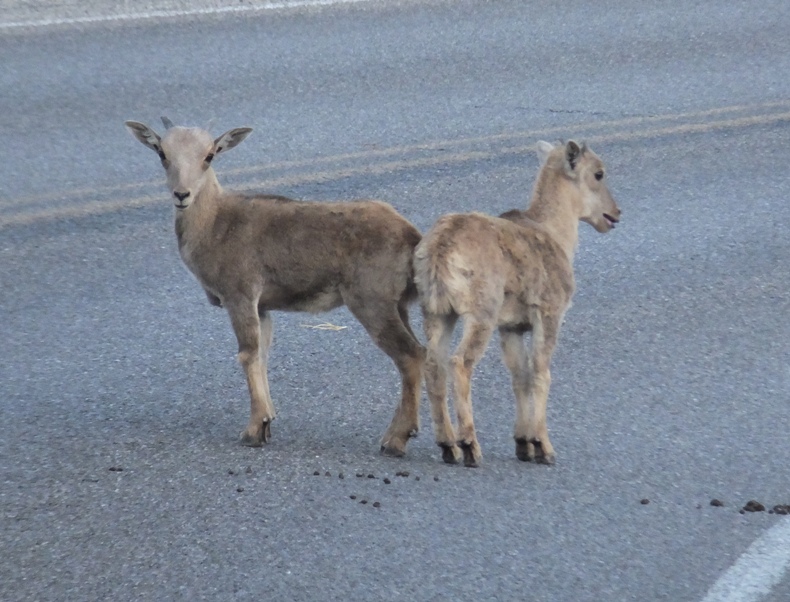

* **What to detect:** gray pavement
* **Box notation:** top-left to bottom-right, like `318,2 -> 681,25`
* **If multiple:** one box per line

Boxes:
0,0 -> 322,26
1,0 -> 790,600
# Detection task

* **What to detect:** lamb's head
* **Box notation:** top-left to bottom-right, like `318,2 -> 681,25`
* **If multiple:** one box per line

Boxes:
536,140 -> 621,233
125,118 -> 252,210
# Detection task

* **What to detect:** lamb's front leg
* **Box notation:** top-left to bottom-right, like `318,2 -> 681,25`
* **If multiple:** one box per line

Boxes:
228,304 -> 276,447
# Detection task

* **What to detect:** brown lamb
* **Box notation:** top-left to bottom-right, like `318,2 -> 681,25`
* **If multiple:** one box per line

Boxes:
125,118 -> 424,454
411,140 -> 621,467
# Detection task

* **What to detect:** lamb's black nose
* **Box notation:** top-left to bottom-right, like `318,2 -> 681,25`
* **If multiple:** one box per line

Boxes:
174,191 -> 190,201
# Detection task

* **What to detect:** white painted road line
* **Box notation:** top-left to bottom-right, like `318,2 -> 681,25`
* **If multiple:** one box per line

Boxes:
700,518 -> 790,602
0,0 -> 379,30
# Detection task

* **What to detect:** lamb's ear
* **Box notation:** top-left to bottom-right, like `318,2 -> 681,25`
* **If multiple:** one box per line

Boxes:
160,116 -> 175,130
565,140 -> 583,171
125,121 -> 162,152
213,128 -> 253,155
536,140 -> 555,166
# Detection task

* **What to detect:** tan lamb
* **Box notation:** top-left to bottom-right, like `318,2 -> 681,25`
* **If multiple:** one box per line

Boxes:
412,140 -> 621,467
125,118 -> 424,454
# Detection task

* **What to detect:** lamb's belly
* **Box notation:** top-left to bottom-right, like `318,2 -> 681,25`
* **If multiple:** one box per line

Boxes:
498,295 -> 572,331
283,290 -> 344,314
498,296 -> 531,328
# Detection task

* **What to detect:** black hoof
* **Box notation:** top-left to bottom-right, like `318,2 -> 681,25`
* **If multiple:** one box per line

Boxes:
240,419 -> 273,447
439,444 -> 460,465
380,444 -> 406,458
515,437 -> 533,462
515,441 -> 532,462
531,438 -> 555,465
459,442 -> 480,468
240,432 -> 263,447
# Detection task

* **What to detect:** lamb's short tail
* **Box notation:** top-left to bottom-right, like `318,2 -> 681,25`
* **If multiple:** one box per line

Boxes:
413,239 -> 454,316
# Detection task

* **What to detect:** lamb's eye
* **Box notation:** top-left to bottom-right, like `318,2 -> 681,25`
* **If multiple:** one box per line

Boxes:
595,170 -> 604,181
205,153 -> 215,164
158,150 -> 167,162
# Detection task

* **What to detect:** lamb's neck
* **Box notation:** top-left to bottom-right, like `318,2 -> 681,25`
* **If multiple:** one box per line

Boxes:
524,175 -> 581,262
174,176 -> 223,253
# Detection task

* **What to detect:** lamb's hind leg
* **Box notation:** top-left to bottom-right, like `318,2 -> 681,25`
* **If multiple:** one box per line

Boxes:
379,301 -> 428,455
344,297 -> 425,458
500,328 -> 535,462
451,316 -> 495,467
526,312 -> 560,465
227,303 -> 276,447
423,311 -> 461,464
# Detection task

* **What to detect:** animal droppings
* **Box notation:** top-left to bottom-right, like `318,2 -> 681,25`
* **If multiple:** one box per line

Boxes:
396,471 -> 410,477
434,476 -> 440,482
325,471 -> 331,477
109,466 -> 124,472
772,505 -> 790,515
640,499 -> 650,505
356,473 -> 364,478
739,509 -> 746,515
313,471 -> 320,476
710,499 -> 724,507
236,487 -> 244,493
350,495 -> 357,500
372,502 -> 381,508
383,478 -> 391,484
367,474 -> 376,479
245,466 -> 253,475
415,476 -> 420,481
742,500 -> 765,512
360,500 -> 368,505
338,473 -> 345,479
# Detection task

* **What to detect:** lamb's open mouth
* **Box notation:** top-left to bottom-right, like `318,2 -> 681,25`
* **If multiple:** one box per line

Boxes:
603,213 -> 619,228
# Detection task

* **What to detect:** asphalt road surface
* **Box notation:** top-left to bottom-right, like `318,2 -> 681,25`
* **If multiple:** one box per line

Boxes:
2,1 -> 790,600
